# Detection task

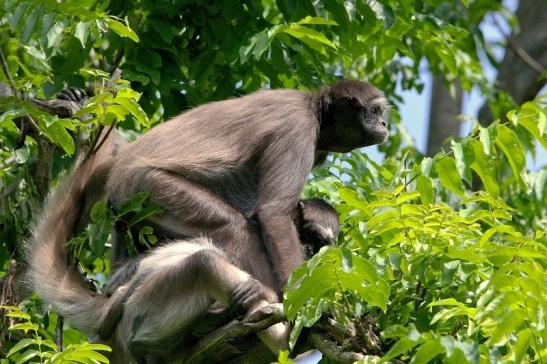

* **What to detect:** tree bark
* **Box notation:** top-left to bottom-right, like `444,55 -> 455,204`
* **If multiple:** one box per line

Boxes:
478,0 -> 547,124
426,76 -> 463,156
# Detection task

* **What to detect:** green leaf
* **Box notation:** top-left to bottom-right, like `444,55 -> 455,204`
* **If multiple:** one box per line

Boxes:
368,209 -> 399,230
381,337 -> 420,362
416,175 -> 434,204
445,246 -> 486,263
47,22 -> 65,48
451,140 -> 472,183
495,125 -> 525,186
106,17 -> 139,42
435,156 -> 466,198
440,337 -> 478,364
512,329 -> 532,363
5,310 -> 31,320
21,7 -> 40,43
9,322 -> 38,332
339,188 -> 371,214
14,144 -> 30,164
10,3 -> 27,30
6,338 -> 35,358
0,108 -> 26,124
79,343 -> 112,352
281,24 -> 337,55
478,125 -> 495,155
469,139 -> 499,197
41,120 -> 75,155
65,350 -> 109,363
114,96 -> 149,127
411,339 -> 445,364
421,157 -> 433,176
90,201 -> 109,222
75,21 -> 90,48
117,192 -> 149,216
131,205 -> 164,224
13,348 -> 38,363
297,16 -> 338,26
516,105 -> 547,149
396,191 -> 420,205
489,309 -> 525,345
382,325 -> 409,339
276,350 -> 295,364
80,68 -> 111,78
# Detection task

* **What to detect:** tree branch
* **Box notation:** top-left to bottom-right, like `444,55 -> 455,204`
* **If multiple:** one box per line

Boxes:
490,14 -> 545,74
183,304 -> 284,364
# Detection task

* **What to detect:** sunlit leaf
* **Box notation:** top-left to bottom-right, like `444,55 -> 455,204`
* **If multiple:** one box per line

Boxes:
435,156 -> 466,198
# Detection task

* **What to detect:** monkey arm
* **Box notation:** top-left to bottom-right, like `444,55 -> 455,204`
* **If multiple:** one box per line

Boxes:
255,136 -> 315,291
255,210 -> 302,292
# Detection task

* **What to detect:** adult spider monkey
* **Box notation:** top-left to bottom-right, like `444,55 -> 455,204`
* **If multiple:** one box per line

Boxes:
26,80 -> 389,360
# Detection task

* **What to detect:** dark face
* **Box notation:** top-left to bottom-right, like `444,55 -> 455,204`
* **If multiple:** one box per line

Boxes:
294,199 -> 340,259
317,81 -> 390,153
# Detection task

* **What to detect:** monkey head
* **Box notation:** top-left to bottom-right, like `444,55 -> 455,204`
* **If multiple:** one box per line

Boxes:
316,80 -> 390,153
295,198 -> 340,259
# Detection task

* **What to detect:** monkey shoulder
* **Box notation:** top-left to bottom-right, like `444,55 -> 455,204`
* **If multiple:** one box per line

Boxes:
169,88 -> 316,130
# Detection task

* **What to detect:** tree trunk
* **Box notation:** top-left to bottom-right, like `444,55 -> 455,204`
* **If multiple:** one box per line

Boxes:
426,76 -> 463,156
478,0 -> 547,124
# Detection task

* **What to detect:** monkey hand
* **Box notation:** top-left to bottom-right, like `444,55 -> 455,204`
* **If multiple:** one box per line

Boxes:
229,278 -> 271,318
57,87 -> 87,104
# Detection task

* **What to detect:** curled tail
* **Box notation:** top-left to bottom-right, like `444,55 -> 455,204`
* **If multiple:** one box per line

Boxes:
26,158 -> 110,335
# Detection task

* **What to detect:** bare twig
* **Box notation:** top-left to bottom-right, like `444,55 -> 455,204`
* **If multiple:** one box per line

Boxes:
85,67 -> 121,159
0,47 -> 16,94
55,317 -> 64,351
490,14 -> 545,74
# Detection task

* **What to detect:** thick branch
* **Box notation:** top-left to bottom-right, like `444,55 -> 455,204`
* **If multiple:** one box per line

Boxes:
309,332 -> 365,364
183,304 -> 284,364
30,98 -> 82,118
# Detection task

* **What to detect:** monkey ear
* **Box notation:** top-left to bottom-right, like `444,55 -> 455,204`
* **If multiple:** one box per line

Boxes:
317,92 -> 332,122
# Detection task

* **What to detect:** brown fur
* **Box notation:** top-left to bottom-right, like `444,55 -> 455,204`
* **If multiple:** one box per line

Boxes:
26,80 -> 386,361
105,80 -> 386,290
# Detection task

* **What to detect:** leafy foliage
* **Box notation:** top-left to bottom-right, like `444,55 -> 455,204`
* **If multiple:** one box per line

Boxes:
1,306 -> 110,363
288,100 -> 546,362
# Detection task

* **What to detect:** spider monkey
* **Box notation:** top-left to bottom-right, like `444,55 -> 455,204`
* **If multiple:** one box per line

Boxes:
27,81 -> 389,360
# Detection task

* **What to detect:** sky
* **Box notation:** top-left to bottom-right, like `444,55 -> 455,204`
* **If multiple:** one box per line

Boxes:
394,0 -> 546,170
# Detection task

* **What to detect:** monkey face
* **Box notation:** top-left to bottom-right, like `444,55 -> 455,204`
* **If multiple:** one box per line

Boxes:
297,198 -> 340,259
300,224 -> 337,259
317,80 -> 390,153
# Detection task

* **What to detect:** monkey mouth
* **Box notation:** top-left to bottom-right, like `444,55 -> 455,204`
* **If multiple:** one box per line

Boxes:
364,123 -> 389,146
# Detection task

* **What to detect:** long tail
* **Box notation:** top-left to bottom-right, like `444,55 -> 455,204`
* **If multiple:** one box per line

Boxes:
26,157 -> 110,335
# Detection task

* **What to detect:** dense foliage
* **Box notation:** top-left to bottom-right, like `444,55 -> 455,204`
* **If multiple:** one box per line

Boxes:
288,98 -> 546,362
0,0 -> 545,363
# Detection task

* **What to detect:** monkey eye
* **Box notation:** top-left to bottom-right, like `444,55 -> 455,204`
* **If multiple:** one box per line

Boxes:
304,245 -> 314,258
369,104 -> 381,114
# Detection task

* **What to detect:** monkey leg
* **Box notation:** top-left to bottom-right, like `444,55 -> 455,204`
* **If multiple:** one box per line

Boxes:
117,245 -> 286,362
136,170 -> 276,287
